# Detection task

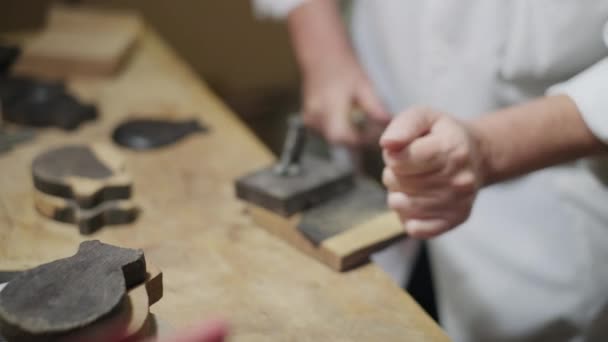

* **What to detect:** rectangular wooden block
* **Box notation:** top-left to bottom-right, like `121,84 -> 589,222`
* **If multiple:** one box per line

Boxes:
235,155 -> 354,217
13,5 -> 143,79
248,204 -> 405,271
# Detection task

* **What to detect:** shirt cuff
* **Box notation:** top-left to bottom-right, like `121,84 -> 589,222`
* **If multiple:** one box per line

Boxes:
252,0 -> 309,19
548,56 -> 608,144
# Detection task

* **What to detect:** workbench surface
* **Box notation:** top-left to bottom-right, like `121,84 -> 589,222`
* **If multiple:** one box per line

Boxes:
0,28 -> 450,341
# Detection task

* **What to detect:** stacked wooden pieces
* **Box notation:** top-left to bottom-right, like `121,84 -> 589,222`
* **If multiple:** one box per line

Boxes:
0,240 -> 163,342
12,5 -> 143,79
237,157 -> 405,272
32,144 -> 138,234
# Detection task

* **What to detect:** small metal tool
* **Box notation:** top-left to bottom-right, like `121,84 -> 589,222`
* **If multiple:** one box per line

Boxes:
273,116 -> 306,176
235,115 -> 354,216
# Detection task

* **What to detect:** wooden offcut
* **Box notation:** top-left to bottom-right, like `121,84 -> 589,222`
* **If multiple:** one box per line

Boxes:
32,144 -> 132,208
12,5 -> 142,79
0,241 -> 146,341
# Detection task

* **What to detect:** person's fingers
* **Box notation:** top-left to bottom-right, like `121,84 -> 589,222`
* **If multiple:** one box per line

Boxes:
354,82 -> 391,124
382,167 -> 448,193
302,96 -> 324,133
380,107 -> 439,152
383,135 -> 445,176
403,218 -> 451,239
386,192 -> 453,219
163,320 -> 228,342
382,167 -> 400,192
325,99 -> 359,145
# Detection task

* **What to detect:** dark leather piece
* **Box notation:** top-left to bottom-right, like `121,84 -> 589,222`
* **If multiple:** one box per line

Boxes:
0,76 -> 97,130
112,118 -> 207,150
0,45 -> 20,75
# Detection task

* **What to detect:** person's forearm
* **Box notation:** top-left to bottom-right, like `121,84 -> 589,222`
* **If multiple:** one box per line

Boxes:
287,0 -> 356,72
471,95 -> 607,185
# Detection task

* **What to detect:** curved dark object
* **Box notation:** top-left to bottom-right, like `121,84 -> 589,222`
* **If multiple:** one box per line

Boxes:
0,45 -> 20,75
0,240 -> 146,341
0,76 -> 96,131
112,118 -> 206,150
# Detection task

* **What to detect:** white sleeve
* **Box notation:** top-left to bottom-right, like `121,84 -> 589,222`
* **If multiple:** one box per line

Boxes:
548,22 -> 608,143
251,0 -> 309,19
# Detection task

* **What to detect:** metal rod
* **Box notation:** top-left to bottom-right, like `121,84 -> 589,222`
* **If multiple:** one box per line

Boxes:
274,115 -> 307,176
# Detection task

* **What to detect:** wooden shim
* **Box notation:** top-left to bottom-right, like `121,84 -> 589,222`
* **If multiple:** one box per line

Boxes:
34,190 -> 139,235
248,205 -> 405,271
296,178 -> 388,244
32,144 -> 132,208
0,240 -> 146,341
12,5 -> 143,79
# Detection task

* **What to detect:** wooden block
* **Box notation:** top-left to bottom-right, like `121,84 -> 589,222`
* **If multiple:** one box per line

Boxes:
34,190 -> 139,235
0,240 -> 146,341
32,144 -> 132,208
247,179 -> 405,271
12,5 -> 143,79
235,155 -> 354,217
0,264 -> 162,342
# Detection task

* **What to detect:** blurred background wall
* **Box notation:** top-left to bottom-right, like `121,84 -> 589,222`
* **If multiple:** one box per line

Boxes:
0,0 -> 301,153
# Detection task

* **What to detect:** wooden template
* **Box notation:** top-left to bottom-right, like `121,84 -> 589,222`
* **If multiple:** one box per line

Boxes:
0,260 -> 162,342
241,175 -> 406,271
12,5 -> 143,79
0,241 -> 146,341
33,190 -> 139,235
32,144 -> 132,208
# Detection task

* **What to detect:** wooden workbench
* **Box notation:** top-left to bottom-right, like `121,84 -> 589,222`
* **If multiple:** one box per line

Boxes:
0,28 -> 450,341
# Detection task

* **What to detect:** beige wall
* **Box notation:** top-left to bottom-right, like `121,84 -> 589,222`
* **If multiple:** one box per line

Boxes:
1,0 -> 300,94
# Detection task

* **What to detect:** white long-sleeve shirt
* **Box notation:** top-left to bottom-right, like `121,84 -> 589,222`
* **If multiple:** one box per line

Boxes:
253,2 -> 608,341
255,0 -> 608,143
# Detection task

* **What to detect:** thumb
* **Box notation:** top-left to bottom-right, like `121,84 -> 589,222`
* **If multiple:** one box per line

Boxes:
380,107 -> 438,152
355,82 -> 391,124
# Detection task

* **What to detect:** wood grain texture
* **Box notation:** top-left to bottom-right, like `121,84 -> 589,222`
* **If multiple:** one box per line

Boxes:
0,240 -> 146,341
0,25 -> 450,341
32,144 -> 132,208
13,5 -> 142,79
